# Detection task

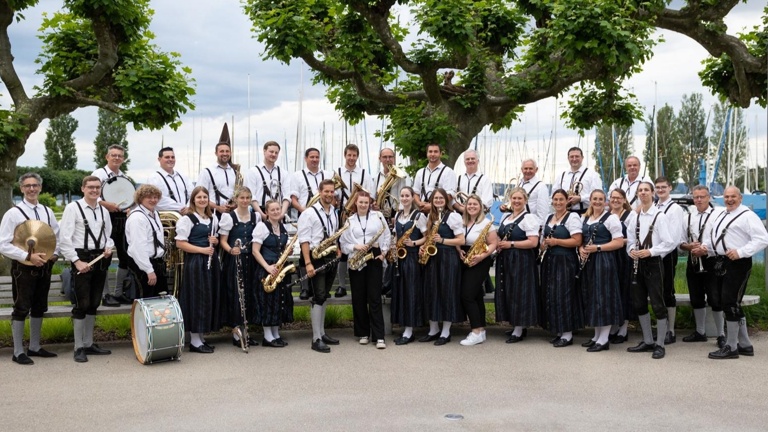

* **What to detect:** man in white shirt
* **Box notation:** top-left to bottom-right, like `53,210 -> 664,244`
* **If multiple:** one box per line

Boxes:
413,143 -> 457,213
654,176 -> 685,344
291,147 -> 335,214
373,147 -> 410,221
518,159 -> 550,223
705,186 -> 768,359
147,147 -> 191,214
196,140 -> 236,214
334,144 -> 375,298
125,184 -> 167,298
92,144 -> 132,307
60,176 -> 115,363
552,147 -> 602,215
245,141 -> 292,220
0,172 -> 60,365
608,156 -> 651,207
453,149 -> 493,213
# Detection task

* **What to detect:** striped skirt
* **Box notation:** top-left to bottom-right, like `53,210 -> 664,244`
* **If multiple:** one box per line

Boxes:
423,246 -> 463,323
540,252 -> 583,333
580,252 -> 623,327
495,248 -> 539,327
391,247 -> 425,327
179,253 -> 221,333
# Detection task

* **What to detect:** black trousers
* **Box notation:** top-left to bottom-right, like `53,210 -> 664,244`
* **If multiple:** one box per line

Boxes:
71,249 -> 110,319
711,257 -> 751,322
128,257 -> 168,299
631,256 -> 667,319
461,256 -> 492,329
661,250 -> 678,307
11,260 -> 54,321
686,256 -> 721,311
304,255 -> 337,306
349,252 -> 384,340
110,212 -> 129,269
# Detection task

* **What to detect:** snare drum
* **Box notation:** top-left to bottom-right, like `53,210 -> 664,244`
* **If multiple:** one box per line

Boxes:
131,295 -> 185,364
102,176 -> 137,210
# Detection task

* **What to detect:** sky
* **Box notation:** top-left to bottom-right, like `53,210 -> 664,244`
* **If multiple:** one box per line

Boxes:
2,0 -> 766,186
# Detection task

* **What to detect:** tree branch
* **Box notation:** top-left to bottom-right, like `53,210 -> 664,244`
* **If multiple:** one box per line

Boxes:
61,13 -> 120,91
0,1 -> 29,104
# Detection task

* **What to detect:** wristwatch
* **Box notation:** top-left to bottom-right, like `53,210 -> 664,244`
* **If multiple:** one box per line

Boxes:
597,245 -> 602,252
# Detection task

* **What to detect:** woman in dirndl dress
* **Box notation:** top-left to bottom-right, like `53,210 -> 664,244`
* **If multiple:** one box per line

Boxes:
495,187 -> 540,343
539,189 -> 583,348
391,187 -> 427,345
418,188 -> 464,346
252,200 -> 295,348
175,186 -> 221,353
219,186 -> 260,349
608,188 -> 634,344
578,189 -> 625,352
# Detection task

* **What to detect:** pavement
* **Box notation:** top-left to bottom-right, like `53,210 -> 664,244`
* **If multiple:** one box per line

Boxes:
2,327 -> 768,431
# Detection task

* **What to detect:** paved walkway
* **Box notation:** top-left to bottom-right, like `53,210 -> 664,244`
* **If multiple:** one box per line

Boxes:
2,327 -> 767,431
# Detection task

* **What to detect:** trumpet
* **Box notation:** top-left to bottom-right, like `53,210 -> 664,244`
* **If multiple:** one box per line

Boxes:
567,180 -> 584,200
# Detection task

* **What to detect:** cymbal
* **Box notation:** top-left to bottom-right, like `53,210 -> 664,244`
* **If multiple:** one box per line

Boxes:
13,220 -> 57,266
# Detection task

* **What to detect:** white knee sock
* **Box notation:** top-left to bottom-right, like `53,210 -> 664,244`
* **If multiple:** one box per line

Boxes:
655,318 -> 668,347
84,315 -> 96,347
428,320 -> 439,335
271,326 -> 281,339
596,326 -> 611,345
263,326 -> 274,342
561,331 -> 572,342
712,311 -> 725,336
402,326 -> 413,338
618,320 -> 628,337
638,314 -> 653,345
29,317 -> 43,351
73,318 -> 85,350
311,305 -> 324,341
440,321 -> 452,338
667,307 -> 676,335
512,326 -> 523,337
693,308 -> 706,335
190,332 -> 203,347
12,320 -> 25,357
726,321 -> 739,349
738,317 -> 752,348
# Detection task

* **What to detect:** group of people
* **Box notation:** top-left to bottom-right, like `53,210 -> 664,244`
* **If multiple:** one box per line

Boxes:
2,139 -> 766,364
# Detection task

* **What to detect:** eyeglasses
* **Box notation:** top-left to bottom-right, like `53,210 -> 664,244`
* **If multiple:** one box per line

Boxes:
108,154 -> 125,159
21,184 -> 40,189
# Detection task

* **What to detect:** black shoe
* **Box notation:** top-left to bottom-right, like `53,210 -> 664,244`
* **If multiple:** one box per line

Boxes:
203,342 -> 216,350
116,294 -> 133,305
553,338 -> 573,348
682,331 -> 708,343
84,344 -> 111,355
334,287 -> 347,298
504,329 -> 514,337
652,345 -> 666,359
418,333 -> 439,343
609,334 -> 628,344
587,342 -> 610,352
189,344 -> 214,354
262,338 -> 286,348
12,353 -> 34,365
434,336 -> 451,346
275,337 -> 288,346
247,337 -> 259,347
581,339 -> 596,348
395,335 -> 415,345
505,335 -> 524,344
299,288 -> 310,300
664,331 -> 676,345
737,344 -> 755,357
101,295 -> 120,307
522,328 -> 528,338
709,345 -> 739,359
549,336 -> 561,344
232,336 -> 242,348
74,348 -> 88,363
627,341 -> 656,353
312,338 -> 330,353
321,334 -> 340,345
716,335 -> 726,349
27,348 -> 57,358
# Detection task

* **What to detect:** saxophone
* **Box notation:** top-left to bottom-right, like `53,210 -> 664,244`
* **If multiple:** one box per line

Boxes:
348,214 -> 387,271
418,213 -> 442,265
311,220 -> 350,260
262,232 -> 299,293
389,221 -> 417,262
463,215 -> 494,266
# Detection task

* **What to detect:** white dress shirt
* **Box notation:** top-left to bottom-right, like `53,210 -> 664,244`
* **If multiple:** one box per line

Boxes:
59,199 -> 114,262
706,205 -> 768,258
552,165 -> 603,212
373,170 -> 411,214
413,163 -> 458,201
147,169 -> 192,212
196,164 -> 236,206
125,205 -> 165,273
463,218 -> 497,246
0,200 -> 61,261
519,176 -> 551,224
340,210 -> 392,255
297,203 -> 339,249
245,164 -> 292,210
290,168 -> 335,208
685,206 -> 723,245
457,172 -> 494,209
655,197 -> 685,246
335,166 -> 375,210
608,175 -> 652,205
625,206 -> 675,257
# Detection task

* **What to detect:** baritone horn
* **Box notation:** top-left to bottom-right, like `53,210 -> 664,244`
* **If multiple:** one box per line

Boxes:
159,211 -> 184,297
499,177 -> 519,212
375,164 -> 406,215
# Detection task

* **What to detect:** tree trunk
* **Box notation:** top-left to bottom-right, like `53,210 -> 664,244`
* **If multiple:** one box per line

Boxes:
0,152 -> 20,276
442,108 -> 489,169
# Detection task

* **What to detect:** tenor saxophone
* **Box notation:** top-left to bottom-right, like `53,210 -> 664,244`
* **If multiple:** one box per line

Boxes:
418,214 -> 442,265
311,220 -> 350,260
262,232 -> 299,293
463,214 -> 494,266
348,215 -> 387,271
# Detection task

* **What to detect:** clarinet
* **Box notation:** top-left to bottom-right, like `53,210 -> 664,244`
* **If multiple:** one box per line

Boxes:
289,255 -> 343,287
233,239 -> 249,353
207,210 -> 216,270
575,225 -> 598,279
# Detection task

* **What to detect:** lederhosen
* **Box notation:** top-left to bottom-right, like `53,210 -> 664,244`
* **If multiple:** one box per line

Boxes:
102,168 -> 129,267
255,165 -> 284,209
661,202 -> 680,307
419,165 -> 446,202
631,212 -> 666,319
126,208 -> 167,298
71,202 -> 111,319
303,206 -> 338,305
10,205 -> 55,321
561,169 -> 589,214
686,209 -> 717,311
156,171 -> 189,205
709,210 -> 749,322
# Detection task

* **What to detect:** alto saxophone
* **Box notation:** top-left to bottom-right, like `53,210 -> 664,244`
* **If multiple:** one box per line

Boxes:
311,220 -> 350,260
419,213 -> 442,265
262,232 -> 299,293
390,221 -> 418,262
348,215 -> 387,271
463,215 -> 494,266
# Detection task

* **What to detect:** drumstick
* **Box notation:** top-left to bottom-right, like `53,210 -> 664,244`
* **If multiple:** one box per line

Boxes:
77,253 -> 106,274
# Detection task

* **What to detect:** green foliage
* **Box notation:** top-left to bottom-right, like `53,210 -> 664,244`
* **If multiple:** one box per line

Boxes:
592,124 -> 634,189
37,192 -> 57,208
565,83 -> 644,132
44,113 -> 78,170
709,101 -> 748,186
643,104 -> 681,181
676,93 -> 708,189
0,109 -> 29,153
93,108 -> 129,171
15,166 -> 90,200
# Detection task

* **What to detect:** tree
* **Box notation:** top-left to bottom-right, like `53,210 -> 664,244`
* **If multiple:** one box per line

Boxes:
243,1 -> 767,170
676,93 -> 708,190
0,0 -> 195,213
591,124 -> 634,190
710,102 -> 747,187
44,113 -> 78,170
93,108 -> 129,172
643,104 -> 681,181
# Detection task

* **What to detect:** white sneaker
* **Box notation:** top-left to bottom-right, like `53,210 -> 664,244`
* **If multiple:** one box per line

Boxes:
460,332 -> 484,346
480,330 -> 487,342
376,339 -> 386,349
359,337 -> 369,345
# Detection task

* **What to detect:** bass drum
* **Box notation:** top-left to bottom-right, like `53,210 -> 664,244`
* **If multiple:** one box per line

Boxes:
102,176 -> 137,210
131,295 -> 185,364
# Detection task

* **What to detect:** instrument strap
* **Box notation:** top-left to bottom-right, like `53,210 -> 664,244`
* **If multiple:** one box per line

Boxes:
75,201 -> 105,250
205,168 -> 230,204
